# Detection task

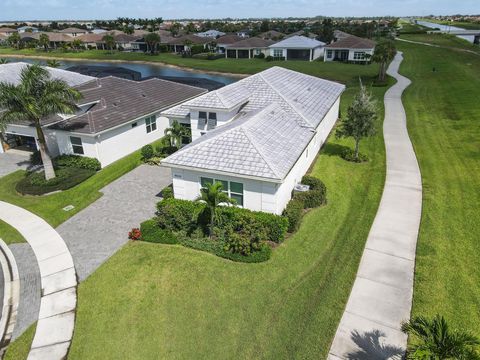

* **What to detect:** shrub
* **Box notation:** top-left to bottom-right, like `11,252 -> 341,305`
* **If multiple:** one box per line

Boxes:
265,55 -> 274,62
156,198 -> 204,232
54,154 -> 101,171
145,156 -> 162,166
341,148 -> 369,163
190,44 -> 205,55
301,175 -> 324,191
254,53 -> 265,59
141,144 -> 154,160
16,167 -> 95,195
30,150 -> 42,165
283,198 -> 304,232
161,186 -> 174,199
294,190 -> 325,209
128,228 -> 141,240
140,219 -> 178,244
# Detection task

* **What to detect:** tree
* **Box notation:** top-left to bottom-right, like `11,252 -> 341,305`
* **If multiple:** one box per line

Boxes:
170,22 -> 181,37
46,59 -> 61,68
71,38 -> 83,51
260,20 -> 270,33
0,58 -> 9,64
336,84 -> 377,161
401,315 -> 480,360
123,26 -> 134,35
102,33 -> 115,51
144,32 -> 160,54
372,39 -> 396,82
195,182 -> 235,237
0,65 -> 81,180
185,22 -> 196,34
38,33 -> 50,51
8,32 -> 21,49
164,120 -> 189,149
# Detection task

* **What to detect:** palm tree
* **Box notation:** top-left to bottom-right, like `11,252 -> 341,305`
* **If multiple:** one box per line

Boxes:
164,120 -> 190,149
38,33 -> 50,51
401,315 -> 480,360
102,33 -> 116,51
0,58 -> 9,64
8,32 -> 21,50
372,39 -> 396,82
46,59 -> 61,68
0,65 -> 82,180
195,182 -> 235,237
144,32 -> 160,54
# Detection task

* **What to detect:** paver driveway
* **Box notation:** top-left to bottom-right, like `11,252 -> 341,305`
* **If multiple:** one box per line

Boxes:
57,165 -> 172,281
0,151 -> 31,178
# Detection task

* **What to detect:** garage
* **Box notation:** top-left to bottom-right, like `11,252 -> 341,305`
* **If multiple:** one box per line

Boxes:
4,133 -> 37,152
287,49 -> 311,61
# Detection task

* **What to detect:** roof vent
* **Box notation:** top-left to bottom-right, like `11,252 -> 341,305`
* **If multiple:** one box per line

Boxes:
141,93 -> 146,97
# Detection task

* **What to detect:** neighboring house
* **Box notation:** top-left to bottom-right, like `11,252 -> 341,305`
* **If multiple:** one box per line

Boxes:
17,26 -> 38,33
268,35 -> 325,61
236,29 -> 251,38
197,29 -> 225,38
167,34 -> 213,53
258,30 -> 285,40
0,63 -> 207,166
77,33 -> 106,49
215,34 -> 243,53
59,27 -> 88,37
0,34 -> 7,45
21,32 -> 74,48
0,27 -> 17,36
333,30 -> 351,41
225,37 -> 275,58
161,67 -> 345,215
324,35 -> 375,63
285,30 -> 318,39
91,28 -> 108,34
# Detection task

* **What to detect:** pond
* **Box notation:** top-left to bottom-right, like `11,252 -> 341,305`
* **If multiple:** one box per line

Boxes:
416,20 -> 476,43
4,57 -> 239,87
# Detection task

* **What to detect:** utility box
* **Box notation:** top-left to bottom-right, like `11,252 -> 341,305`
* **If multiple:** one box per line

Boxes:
293,183 -> 310,193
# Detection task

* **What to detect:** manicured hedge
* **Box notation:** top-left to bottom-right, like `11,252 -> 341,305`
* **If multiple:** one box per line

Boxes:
283,199 -> 304,232
161,186 -> 174,199
140,219 -> 178,244
156,198 -> 205,232
16,167 -> 95,195
54,155 -> 101,171
294,175 -> 327,209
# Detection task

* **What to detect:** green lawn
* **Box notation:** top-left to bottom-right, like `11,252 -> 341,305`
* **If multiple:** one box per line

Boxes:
0,219 -> 26,245
3,323 -> 36,360
397,35 -> 480,335
0,139 -> 163,228
400,33 -> 480,54
65,75 -> 390,359
418,18 -> 480,30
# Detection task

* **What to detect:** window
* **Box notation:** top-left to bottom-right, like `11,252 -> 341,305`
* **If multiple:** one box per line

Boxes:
273,49 -> 283,58
208,112 -> 217,127
131,122 -> 137,128
70,136 -> 84,155
326,50 -> 333,58
145,115 -> 157,133
353,51 -> 365,60
199,111 -> 207,120
200,178 -> 244,206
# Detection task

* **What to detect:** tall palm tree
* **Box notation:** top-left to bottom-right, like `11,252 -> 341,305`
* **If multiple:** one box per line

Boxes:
145,32 -> 160,54
0,65 -> 82,180
372,39 -> 396,82
401,315 -> 480,360
164,120 -> 189,149
195,182 -> 235,237
38,33 -> 50,51
102,33 -> 116,51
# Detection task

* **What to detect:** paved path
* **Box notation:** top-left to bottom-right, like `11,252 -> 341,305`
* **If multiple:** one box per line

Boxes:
0,151 -> 31,178
0,202 -> 77,360
328,52 -> 422,359
57,165 -> 171,281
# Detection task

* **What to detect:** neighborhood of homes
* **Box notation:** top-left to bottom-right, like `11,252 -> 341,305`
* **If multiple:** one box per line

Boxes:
0,29 -> 375,214
0,26 -> 375,62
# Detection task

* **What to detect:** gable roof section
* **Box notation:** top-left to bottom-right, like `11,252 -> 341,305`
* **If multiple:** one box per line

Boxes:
326,35 -> 375,49
48,77 -> 206,134
216,34 -> 243,45
226,37 -> 275,49
162,103 -> 315,180
184,81 -> 251,110
168,34 -> 213,45
270,35 -> 325,49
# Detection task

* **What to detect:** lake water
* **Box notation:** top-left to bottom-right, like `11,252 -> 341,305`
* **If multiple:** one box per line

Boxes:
5,57 -> 239,86
416,20 -> 476,43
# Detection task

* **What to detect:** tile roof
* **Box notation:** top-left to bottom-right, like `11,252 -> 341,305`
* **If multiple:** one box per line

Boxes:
0,62 -> 94,87
258,30 -> 285,39
216,34 -> 243,45
59,27 -> 88,34
226,37 -> 275,49
48,77 -> 206,134
20,32 -> 74,42
162,67 -> 345,180
326,35 -> 376,49
333,30 -> 352,40
168,34 -> 213,45
269,35 -> 325,49
184,81 -> 251,110
0,27 -> 17,33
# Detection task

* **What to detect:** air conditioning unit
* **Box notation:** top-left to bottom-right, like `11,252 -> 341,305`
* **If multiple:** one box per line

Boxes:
293,183 -> 310,193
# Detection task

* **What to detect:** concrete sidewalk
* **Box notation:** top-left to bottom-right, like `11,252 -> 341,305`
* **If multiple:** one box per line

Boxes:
328,52 -> 422,359
0,201 -> 77,360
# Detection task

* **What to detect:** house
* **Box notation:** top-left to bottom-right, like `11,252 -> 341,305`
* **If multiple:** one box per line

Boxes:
167,34 -> 213,53
285,30 -> 318,39
21,32 -> 74,48
215,34 -> 243,53
0,34 -> 7,45
197,29 -> 225,38
268,35 -> 325,61
225,37 -> 275,58
0,63 -> 207,167
324,34 -> 375,63
161,67 -> 345,214
333,30 -> 351,41
16,26 -> 38,33
59,27 -> 88,37
0,27 -> 17,36
236,29 -> 251,38
258,30 -> 285,40
77,33 -> 106,49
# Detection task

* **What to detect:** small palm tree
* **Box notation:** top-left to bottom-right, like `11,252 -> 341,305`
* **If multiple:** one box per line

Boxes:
401,315 -> 480,360
46,59 -> 61,68
0,58 -> 9,64
164,120 -> 189,149
0,64 -> 82,180
195,182 -> 235,237
39,33 -> 50,51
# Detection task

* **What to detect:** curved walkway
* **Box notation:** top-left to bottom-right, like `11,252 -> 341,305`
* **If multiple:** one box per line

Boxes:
328,52 -> 422,359
0,201 -> 77,360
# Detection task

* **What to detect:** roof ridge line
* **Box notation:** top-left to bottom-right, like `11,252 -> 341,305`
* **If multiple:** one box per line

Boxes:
258,71 -> 315,129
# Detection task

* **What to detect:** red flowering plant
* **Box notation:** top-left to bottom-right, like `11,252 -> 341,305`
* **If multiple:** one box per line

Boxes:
128,228 -> 142,241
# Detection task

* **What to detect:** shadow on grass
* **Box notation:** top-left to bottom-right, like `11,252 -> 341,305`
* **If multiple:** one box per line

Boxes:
321,143 -> 351,158
347,330 -> 405,360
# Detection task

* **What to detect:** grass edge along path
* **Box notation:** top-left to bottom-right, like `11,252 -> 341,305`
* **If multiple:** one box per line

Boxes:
66,79 -> 391,359
0,219 -> 26,245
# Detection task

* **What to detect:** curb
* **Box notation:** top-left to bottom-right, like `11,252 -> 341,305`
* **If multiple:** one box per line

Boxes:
0,238 -> 20,357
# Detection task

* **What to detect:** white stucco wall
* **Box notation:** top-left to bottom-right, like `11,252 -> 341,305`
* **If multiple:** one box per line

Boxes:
190,108 -> 239,141
324,48 -> 374,62
3,124 -> 59,156
170,96 -> 341,214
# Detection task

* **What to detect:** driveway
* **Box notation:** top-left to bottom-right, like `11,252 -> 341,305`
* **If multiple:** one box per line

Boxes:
57,165 -> 172,281
0,151 -> 31,177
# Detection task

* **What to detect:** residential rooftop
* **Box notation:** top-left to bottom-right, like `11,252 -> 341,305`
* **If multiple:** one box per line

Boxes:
326,35 -> 376,49
226,37 -> 275,49
269,35 -> 325,49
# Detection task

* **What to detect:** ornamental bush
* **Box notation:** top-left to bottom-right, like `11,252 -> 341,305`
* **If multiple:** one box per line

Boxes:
140,219 -> 178,244
301,175 -> 324,191
54,154 -> 101,171
341,148 -> 369,163
293,175 -> 327,209
141,144 -> 154,160
128,228 -> 142,241
161,186 -> 174,199
156,198 -> 205,232
283,198 -> 304,232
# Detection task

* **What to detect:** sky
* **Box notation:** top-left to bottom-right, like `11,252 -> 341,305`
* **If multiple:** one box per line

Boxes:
0,0 -> 478,21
